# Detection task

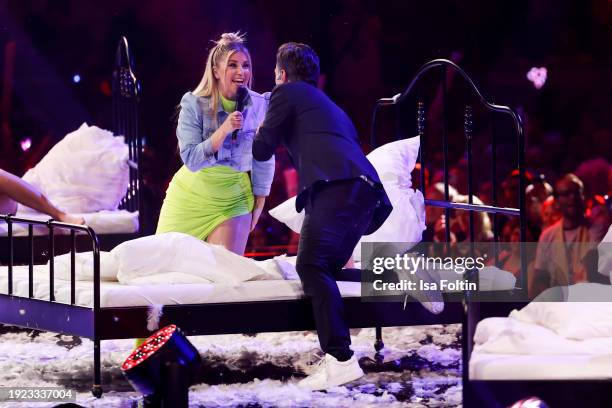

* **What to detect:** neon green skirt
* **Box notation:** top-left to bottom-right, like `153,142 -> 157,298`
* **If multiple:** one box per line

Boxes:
156,165 -> 254,240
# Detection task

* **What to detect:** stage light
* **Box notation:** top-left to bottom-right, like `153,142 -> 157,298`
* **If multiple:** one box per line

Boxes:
526,67 -> 547,89
122,325 -> 201,407
509,397 -> 549,408
20,138 -> 32,152
72,74 -> 81,83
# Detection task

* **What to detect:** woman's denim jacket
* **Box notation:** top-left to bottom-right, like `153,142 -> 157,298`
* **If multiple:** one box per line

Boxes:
177,90 -> 275,196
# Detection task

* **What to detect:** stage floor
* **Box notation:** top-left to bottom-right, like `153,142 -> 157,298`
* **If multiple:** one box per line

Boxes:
0,324 -> 461,407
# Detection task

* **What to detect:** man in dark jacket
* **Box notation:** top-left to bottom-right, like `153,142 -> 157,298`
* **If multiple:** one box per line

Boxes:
253,42 -> 392,390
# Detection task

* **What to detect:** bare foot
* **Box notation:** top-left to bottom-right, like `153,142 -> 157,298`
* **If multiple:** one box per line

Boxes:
58,213 -> 85,225
344,256 -> 355,269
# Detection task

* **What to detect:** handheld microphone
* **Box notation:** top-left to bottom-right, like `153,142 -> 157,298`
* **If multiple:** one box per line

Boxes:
232,86 -> 249,141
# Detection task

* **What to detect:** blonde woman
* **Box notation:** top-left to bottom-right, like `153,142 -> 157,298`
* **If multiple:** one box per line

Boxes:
157,32 -> 274,255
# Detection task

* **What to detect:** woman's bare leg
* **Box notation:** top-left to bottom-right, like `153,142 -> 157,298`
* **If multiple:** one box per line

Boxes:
206,213 -> 252,255
0,169 -> 84,224
0,194 -> 17,215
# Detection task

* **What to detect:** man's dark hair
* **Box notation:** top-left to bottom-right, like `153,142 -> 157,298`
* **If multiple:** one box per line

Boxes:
276,42 -> 320,86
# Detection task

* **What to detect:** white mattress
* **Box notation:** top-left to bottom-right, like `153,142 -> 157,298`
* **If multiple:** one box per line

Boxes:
470,352 -> 612,380
0,210 -> 139,236
470,314 -> 612,380
0,266 -> 361,308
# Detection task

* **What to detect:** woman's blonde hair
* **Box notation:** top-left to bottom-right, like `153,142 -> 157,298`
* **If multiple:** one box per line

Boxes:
193,32 -> 252,120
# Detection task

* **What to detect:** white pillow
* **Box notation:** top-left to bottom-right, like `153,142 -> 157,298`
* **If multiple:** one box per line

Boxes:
268,136 -> 425,261
353,188 -> 425,262
112,232 -> 267,285
48,251 -> 118,281
598,224 -> 612,278
252,259 -> 284,280
365,136 -> 420,192
236,255 -> 300,281
510,286 -> 612,340
273,254 -> 300,280
21,123 -> 129,214
268,197 -> 302,234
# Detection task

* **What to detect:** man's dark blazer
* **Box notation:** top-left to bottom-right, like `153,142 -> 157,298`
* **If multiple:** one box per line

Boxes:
253,81 -> 392,235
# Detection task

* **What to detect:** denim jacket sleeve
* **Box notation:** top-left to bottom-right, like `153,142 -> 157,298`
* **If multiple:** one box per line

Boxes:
177,92 -> 217,171
250,91 -> 275,197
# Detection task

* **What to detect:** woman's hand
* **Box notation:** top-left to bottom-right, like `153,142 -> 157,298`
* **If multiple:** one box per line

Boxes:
211,111 -> 244,152
250,195 -> 266,232
222,111 -> 243,134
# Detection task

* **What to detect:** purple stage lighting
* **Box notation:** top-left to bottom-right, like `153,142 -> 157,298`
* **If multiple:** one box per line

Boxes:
526,67 -> 547,89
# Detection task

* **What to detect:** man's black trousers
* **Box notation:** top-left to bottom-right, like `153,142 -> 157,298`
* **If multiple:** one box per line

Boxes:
296,178 -> 381,361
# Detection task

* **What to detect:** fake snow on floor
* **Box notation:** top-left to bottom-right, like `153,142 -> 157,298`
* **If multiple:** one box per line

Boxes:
0,324 -> 461,407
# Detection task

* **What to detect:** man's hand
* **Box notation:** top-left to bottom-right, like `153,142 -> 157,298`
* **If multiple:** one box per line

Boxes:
250,195 -> 266,231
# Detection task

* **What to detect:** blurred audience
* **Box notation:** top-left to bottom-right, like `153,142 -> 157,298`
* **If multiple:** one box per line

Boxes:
540,196 -> 561,230
530,174 -> 605,297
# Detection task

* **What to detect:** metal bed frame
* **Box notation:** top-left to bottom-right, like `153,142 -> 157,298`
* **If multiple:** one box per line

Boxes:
114,36 -> 142,223
377,60 -> 612,407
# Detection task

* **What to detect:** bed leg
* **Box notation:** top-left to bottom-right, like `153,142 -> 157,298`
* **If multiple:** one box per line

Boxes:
374,326 -> 384,363
91,339 -> 103,398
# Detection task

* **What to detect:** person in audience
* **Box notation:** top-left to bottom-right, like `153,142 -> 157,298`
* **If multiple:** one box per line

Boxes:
540,195 -> 561,229
156,32 -> 274,256
574,158 -> 610,197
423,182 -> 458,242
500,169 -> 534,210
587,194 -> 612,243
531,173 -> 600,297
498,218 -> 535,278
0,168 -> 83,224
478,181 -> 493,205
446,194 -> 494,243
525,175 -> 554,240
253,42 -> 394,390
448,159 -> 468,195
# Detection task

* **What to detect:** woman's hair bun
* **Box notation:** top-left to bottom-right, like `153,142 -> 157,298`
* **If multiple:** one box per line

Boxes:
216,32 -> 246,46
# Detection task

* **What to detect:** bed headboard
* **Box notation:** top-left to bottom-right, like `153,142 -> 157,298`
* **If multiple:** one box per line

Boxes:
112,36 -> 143,233
371,58 -> 527,290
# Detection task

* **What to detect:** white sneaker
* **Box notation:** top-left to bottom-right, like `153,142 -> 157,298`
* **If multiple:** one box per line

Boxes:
297,354 -> 364,391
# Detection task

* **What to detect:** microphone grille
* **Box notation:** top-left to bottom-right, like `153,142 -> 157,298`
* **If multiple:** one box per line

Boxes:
236,86 -> 248,111
238,85 -> 248,99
